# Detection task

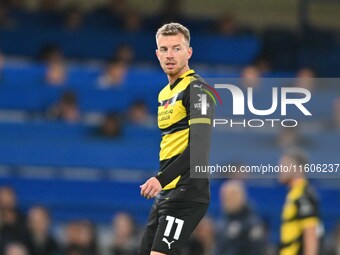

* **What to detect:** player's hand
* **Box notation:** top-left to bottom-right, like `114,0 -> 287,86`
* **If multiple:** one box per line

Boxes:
140,177 -> 162,199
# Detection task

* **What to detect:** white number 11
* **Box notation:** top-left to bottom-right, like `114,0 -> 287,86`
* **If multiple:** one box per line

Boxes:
164,216 -> 184,240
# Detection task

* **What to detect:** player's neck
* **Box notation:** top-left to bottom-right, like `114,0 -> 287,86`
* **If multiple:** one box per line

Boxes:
289,177 -> 306,188
168,66 -> 190,85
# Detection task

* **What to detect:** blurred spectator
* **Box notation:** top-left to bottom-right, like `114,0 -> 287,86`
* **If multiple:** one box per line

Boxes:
39,0 -> 59,13
215,180 -> 266,255
114,44 -> 135,64
268,127 -> 314,151
47,90 -> 80,123
279,148 -> 322,255
276,127 -> 309,149
159,0 -> 182,23
0,3 -> 16,29
127,101 -> 155,127
97,59 -> 128,88
4,243 -> 28,255
123,10 -> 142,32
241,65 -> 261,88
295,67 -> 317,91
180,217 -> 215,255
297,67 -> 316,78
64,6 -> 84,31
191,217 -> 215,255
106,0 -> 129,19
26,206 -> 59,255
253,55 -> 272,73
64,220 -> 98,255
101,212 -> 138,255
3,0 -> 23,10
98,113 -> 122,138
63,222 -> 79,254
180,238 -> 204,255
332,97 -> 340,131
78,220 -> 97,255
0,186 -> 17,211
325,222 -> 340,255
216,14 -> 237,36
38,45 -> 64,64
45,61 -> 67,86
0,187 -> 27,254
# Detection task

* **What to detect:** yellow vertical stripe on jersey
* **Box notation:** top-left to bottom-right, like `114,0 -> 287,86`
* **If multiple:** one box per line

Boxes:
282,202 -> 297,221
160,128 -> 189,161
281,220 -> 301,243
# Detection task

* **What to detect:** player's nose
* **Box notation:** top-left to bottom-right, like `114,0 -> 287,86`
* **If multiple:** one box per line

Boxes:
166,49 -> 175,58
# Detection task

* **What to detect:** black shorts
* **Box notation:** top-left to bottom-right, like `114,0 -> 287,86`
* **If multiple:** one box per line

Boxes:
139,198 -> 209,255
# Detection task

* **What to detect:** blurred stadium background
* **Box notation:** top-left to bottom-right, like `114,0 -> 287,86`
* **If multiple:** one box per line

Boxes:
0,0 -> 339,254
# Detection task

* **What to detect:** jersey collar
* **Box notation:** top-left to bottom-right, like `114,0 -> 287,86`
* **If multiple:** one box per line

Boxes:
170,69 -> 195,90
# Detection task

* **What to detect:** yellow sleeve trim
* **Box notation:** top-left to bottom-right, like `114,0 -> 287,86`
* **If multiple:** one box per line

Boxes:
300,217 -> 319,229
189,118 -> 211,125
163,175 -> 181,190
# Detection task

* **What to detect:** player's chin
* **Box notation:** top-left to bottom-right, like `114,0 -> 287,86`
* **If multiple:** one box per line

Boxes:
163,67 -> 179,76
163,69 -> 174,75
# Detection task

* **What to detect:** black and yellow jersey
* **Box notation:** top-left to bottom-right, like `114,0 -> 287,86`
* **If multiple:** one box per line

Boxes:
280,179 -> 321,255
155,69 -> 214,203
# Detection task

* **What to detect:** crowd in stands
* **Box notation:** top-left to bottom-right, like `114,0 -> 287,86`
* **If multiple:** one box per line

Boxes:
0,0 -> 248,35
1,182 -> 340,255
2,44 -> 340,130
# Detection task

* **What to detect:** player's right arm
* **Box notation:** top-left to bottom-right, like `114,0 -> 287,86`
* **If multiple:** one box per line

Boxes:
297,195 -> 320,255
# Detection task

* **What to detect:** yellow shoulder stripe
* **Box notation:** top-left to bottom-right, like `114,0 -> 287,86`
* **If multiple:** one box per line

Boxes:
189,118 -> 211,125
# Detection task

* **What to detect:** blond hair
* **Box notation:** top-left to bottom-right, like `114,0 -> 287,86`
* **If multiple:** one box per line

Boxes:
156,23 -> 190,46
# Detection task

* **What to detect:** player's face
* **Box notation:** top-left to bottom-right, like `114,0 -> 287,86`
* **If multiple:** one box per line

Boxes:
156,33 -> 192,78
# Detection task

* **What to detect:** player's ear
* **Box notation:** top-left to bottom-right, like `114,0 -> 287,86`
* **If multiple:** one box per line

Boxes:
187,47 -> 193,60
155,49 -> 160,60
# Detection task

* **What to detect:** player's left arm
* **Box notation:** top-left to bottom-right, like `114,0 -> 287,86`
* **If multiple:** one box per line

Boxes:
297,196 -> 320,255
141,81 -> 214,197
303,225 -> 319,255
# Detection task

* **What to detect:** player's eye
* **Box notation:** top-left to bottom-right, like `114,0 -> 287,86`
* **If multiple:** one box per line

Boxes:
174,47 -> 180,52
160,48 -> 167,52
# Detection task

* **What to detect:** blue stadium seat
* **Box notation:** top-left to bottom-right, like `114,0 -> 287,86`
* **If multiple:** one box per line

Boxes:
0,29 -> 261,65
0,87 -> 62,111
191,35 -> 261,65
